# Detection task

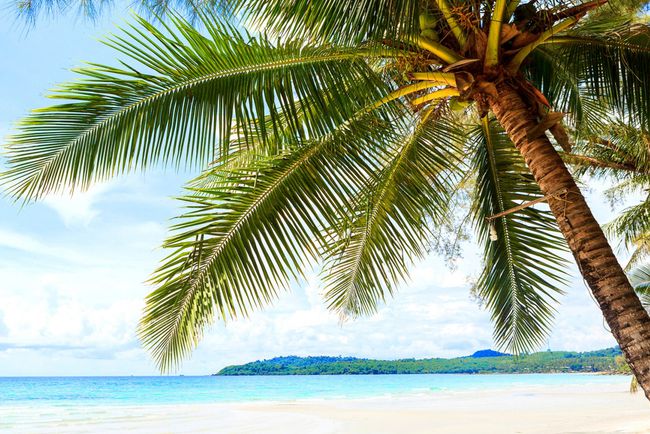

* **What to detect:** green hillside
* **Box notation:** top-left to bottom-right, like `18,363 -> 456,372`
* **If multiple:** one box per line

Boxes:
216,348 -> 627,376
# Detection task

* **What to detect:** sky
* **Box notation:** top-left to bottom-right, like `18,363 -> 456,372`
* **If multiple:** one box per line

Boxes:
0,5 -> 634,376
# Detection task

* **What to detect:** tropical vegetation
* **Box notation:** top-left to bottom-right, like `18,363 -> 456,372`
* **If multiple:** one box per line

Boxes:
216,348 -> 626,376
3,0 -> 650,399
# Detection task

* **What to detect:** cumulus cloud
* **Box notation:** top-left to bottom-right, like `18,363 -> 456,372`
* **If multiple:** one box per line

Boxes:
0,238 -> 619,375
0,227 -> 97,265
43,182 -> 114,227
0,281 -> 143,358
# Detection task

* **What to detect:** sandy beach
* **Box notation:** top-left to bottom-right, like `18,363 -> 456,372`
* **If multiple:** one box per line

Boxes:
5,381 -> 650,434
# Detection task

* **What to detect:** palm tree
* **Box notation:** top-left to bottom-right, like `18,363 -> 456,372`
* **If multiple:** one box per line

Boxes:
4,0 -> 650,398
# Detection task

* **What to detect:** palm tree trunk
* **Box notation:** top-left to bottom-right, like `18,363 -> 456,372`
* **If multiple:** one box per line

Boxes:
488,81 -> 650,400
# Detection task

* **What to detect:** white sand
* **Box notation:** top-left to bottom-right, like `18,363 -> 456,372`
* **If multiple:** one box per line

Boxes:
4,381 -> 650,433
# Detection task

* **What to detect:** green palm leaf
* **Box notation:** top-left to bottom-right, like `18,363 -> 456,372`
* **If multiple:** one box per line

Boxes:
3,12 -> 392,199
228,0 -> 421,46
322,115 -> 464,316
545,21 -> 650,130
605,196 -> 650,250
568,123 -> 650,177
470,117 -> 569,354
140,111 -> 395,370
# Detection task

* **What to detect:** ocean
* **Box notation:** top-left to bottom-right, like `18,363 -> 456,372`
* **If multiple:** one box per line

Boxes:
0,373 -> 629,406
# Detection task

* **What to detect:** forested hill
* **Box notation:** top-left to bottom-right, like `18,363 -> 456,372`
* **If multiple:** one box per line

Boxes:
215,348 -> 627,376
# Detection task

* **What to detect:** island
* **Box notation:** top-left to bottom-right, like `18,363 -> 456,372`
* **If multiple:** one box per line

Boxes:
215,347 -> 628,376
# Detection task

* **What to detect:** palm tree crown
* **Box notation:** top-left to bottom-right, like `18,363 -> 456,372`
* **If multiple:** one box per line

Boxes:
3,0 -> 650,388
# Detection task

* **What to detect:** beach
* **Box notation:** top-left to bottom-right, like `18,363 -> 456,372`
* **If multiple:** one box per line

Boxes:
4,381 -> 649,433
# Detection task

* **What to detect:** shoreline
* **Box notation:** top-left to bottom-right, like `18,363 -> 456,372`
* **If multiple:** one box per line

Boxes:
3,380 -> 649,433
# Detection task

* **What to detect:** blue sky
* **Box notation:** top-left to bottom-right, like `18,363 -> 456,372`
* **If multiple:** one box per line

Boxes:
0,6 -> 630,375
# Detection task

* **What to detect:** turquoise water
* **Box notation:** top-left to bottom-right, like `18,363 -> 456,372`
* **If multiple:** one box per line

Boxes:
0,374 -> 629,407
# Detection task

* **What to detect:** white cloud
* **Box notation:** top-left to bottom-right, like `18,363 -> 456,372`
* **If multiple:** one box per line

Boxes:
0,227 -> 95,265
0,244 -> 620,375
0,228 -> 52,253
43,181 -> 114,227
0,280 -> 143,354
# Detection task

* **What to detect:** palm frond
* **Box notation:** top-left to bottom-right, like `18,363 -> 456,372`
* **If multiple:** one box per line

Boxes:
2,12 -> 393,199
470,117 -> 568,355
625,233 -> 650,271
545,22 -> 650,130
139,111 -> 395,371
322,115 -> 465,317
568,123 -> 650,178
524,47 -> 586,128
228,0 -> 420,46
604,194 -> 650,250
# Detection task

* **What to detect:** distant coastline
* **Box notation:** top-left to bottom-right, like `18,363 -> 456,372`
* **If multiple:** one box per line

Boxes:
215,347 -> 628,376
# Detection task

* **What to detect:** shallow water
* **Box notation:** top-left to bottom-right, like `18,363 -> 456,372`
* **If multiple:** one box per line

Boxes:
0,373 -> 630,407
